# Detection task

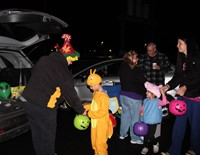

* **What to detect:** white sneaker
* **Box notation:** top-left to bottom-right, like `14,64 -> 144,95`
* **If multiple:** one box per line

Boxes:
141,147 -> 149,155
153,142 -> 159,153
161,152 -> 170,155
119,134 -> 128,139
130,140 -> 143,145
185,150 -> 196,155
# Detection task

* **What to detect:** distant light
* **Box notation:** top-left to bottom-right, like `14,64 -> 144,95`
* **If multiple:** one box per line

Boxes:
89,49 -> 96,53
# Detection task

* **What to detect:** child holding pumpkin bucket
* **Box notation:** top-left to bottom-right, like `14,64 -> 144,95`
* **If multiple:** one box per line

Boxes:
83,69 -> 113,155
139,81 -> 167,155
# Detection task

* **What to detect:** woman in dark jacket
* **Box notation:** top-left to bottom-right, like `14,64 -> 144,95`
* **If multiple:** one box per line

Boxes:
119,50 -> 146,144
161,34 -> 200,155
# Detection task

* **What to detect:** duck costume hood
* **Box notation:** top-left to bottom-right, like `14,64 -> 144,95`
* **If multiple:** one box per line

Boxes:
55,34 -> 80,61
144,81 -> 162,98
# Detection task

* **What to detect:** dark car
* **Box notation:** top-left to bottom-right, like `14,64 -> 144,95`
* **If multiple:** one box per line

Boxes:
0,8 -> 68,143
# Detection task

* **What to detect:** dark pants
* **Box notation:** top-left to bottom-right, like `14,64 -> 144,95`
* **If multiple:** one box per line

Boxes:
168,96 -> 200,155
22,101 -> 57,155
144,124 -> 157,149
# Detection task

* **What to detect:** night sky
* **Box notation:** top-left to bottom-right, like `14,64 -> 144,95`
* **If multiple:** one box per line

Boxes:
1,0 -> 200,60
1,1 -> 121,50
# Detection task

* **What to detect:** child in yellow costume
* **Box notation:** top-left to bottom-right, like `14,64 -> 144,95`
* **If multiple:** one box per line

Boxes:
84,69 -> 113,155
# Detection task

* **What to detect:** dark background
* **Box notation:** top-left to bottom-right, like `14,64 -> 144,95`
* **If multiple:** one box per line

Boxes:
1,0 -> 200,63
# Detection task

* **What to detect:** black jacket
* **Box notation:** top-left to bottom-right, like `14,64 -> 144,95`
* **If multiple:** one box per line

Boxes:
22,51 -> 85,114
119,62 -> 146,98
167,52 -> 200,98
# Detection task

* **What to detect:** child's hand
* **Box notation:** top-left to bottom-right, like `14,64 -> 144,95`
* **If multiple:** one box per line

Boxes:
83,102 -> 91,111
161,84 -> 170,93
117,107 -> 122,114
160,87 -> 165,95
82,102 -> 90,106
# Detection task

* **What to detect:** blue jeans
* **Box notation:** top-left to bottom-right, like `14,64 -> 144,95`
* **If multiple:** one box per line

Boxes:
168,96 -> 200,155
120,95 -> 142,142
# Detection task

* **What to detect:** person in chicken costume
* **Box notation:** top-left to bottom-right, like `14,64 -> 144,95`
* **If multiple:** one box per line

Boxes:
21,34 -> 86,155
84,69 -> 113,155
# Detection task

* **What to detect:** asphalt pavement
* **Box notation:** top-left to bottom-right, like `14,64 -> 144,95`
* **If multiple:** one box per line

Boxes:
0,108 -> 190,155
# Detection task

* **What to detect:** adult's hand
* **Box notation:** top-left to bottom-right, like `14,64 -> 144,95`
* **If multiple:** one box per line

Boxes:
161,84 -> 170,93
82,110 -> 87,116
176,85 -> 187,96
153,64 -> 160,70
